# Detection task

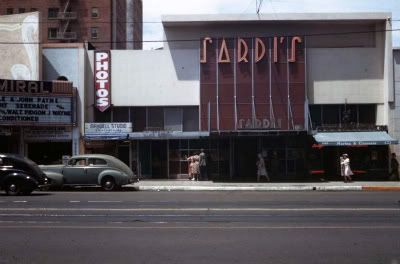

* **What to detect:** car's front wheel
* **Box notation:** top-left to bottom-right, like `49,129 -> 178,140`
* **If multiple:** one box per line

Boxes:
5,181 -> 21,196
101,177 -> 116,191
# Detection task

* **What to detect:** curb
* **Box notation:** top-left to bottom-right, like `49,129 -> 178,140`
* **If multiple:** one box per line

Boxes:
362,186 -> 400,191
136,185 -> 364,192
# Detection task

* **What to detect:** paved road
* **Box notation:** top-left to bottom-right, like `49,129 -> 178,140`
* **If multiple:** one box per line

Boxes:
0,191 -> 399,264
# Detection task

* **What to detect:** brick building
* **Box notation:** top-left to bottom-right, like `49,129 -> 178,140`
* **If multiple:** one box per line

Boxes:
0,0 -> 142,50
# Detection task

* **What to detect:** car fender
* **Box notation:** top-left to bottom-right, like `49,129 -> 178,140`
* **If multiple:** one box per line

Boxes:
42,171 -> 64,187
1,172 -> 38,189
98,170 -> 128,186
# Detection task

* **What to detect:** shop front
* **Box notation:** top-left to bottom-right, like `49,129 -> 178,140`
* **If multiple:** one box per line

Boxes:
0,79 -> 76,163
309,131 -> 397,180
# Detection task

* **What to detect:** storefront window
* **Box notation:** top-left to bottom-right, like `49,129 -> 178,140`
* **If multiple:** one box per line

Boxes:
147,107 -> 164,130
94,108 -> 111,122
358,104 -> 376,126
183,107 -> 199,131
164,108 -> 182,131
322,105 -> 339,125
131,107 -> 146,132
112,107 -> 129,122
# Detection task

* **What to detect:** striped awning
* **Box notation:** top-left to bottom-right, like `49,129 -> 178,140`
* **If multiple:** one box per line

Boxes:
313,131 -> 398,146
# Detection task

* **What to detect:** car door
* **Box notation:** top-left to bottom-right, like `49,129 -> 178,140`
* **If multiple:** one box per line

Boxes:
86,158 -> 108,184
62,158 -> 88,184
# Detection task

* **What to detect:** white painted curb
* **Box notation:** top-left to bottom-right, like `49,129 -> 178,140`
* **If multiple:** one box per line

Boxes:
136,185 -> 363,191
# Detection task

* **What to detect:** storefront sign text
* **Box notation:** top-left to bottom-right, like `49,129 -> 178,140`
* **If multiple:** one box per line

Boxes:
200,36 -> 302,64
85,123 -> 132,134
0,95 -> 73,124
24,127 -> 72,141
238,118 -> 282,129
95,51 -> 111,112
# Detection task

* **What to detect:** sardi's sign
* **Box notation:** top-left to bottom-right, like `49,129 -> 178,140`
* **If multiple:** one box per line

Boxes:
199,36 -> 305,132
200,36 -> 302,63
94,51 -> 111,112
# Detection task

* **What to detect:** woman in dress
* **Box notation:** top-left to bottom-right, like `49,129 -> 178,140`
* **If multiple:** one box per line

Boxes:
256,153 -> 270,182
341,154 -> 353,182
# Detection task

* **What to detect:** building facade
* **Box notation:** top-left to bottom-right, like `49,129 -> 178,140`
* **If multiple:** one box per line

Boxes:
0,0 -> 143,50
0,12 -> 85,163
83,13 -> 397,181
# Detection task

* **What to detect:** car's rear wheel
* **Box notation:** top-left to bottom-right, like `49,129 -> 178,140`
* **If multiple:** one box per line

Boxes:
5,181 -> 21,196
101,177 -> 116,191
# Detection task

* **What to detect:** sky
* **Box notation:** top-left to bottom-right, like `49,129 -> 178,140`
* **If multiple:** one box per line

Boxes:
142,0 -> 400,50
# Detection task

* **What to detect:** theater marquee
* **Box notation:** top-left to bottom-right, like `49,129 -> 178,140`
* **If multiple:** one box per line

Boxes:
199,36 -> 305,132
0,79 -> 75,126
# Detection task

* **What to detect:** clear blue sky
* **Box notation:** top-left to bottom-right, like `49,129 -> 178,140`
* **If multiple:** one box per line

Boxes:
143,0 -> 400,50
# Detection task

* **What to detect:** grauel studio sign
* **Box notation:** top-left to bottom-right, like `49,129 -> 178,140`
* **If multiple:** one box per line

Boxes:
94,51 -> 111,112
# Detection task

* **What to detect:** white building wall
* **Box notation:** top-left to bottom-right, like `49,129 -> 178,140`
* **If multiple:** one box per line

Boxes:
110,49 -> 199,106
391,49 -> 400,154
307,48 -> 384,104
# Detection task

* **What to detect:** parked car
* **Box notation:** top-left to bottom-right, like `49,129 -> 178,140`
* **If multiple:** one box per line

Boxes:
40,154 -> 136,191
0,153 -> 49,195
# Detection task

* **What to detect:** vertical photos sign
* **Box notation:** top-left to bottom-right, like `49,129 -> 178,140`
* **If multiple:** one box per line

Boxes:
94,51 -> 111,112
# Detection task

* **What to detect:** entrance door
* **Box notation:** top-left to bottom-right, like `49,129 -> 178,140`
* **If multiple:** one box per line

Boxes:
234,138 -> 258,181
117,144 -> 130,167
138,141 -> 168,179
28,142 -> 71,164
151,141 -> 168,179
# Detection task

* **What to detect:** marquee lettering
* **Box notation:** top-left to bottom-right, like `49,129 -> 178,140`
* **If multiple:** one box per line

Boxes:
218,39 -> 230,63
255,38 -> 266,63
200,37 -> 212,63
238,38 -> 248,63
200,36 -> 302,64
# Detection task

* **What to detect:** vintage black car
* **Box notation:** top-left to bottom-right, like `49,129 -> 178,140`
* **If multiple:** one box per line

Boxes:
0,153 -> 49,195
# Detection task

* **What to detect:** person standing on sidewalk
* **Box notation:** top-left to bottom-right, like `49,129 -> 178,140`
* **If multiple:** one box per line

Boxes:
199,149 -> 207,181
389,153 -> 399,181
341,154 -> 353,182
256,153 -> 270,182
340,155 -> 345,180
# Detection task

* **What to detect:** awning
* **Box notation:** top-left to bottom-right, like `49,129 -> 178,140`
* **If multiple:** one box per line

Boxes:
84,134 -> 129,141
313,131 -> 398,146
129,131 -> 209,140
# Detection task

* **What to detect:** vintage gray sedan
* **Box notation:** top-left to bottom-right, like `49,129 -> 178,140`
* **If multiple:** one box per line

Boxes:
40,154 -> 136,191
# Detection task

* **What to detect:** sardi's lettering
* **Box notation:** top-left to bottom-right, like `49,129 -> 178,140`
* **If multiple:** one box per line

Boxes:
238,118 -> 282,129
200,36 -> 302,64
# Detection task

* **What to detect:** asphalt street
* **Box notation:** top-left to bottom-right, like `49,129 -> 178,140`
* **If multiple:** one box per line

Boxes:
0,191 -> 399,264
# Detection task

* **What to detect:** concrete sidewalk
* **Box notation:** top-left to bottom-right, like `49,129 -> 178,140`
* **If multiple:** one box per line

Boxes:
129,180 -> 400,191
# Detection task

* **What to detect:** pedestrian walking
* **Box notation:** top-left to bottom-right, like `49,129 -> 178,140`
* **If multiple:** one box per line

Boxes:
199,148 -> 207,181
256,153 -> 270,182
340,153 -> 353,182
340,155 -> 345,179
389,153 -> 399,181
187,156 -> 195,180
187,155 -> 200,181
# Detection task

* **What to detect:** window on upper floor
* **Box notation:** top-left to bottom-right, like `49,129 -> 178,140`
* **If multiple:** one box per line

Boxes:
6,8 -> 13,15
309,104 -> 376,130
91,7 -> 99,18
30,8 -> 38,12
91,27 -> 98,39
18,8 -> 25,13
48,8 -> 59,19
48,28 -> 58,39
